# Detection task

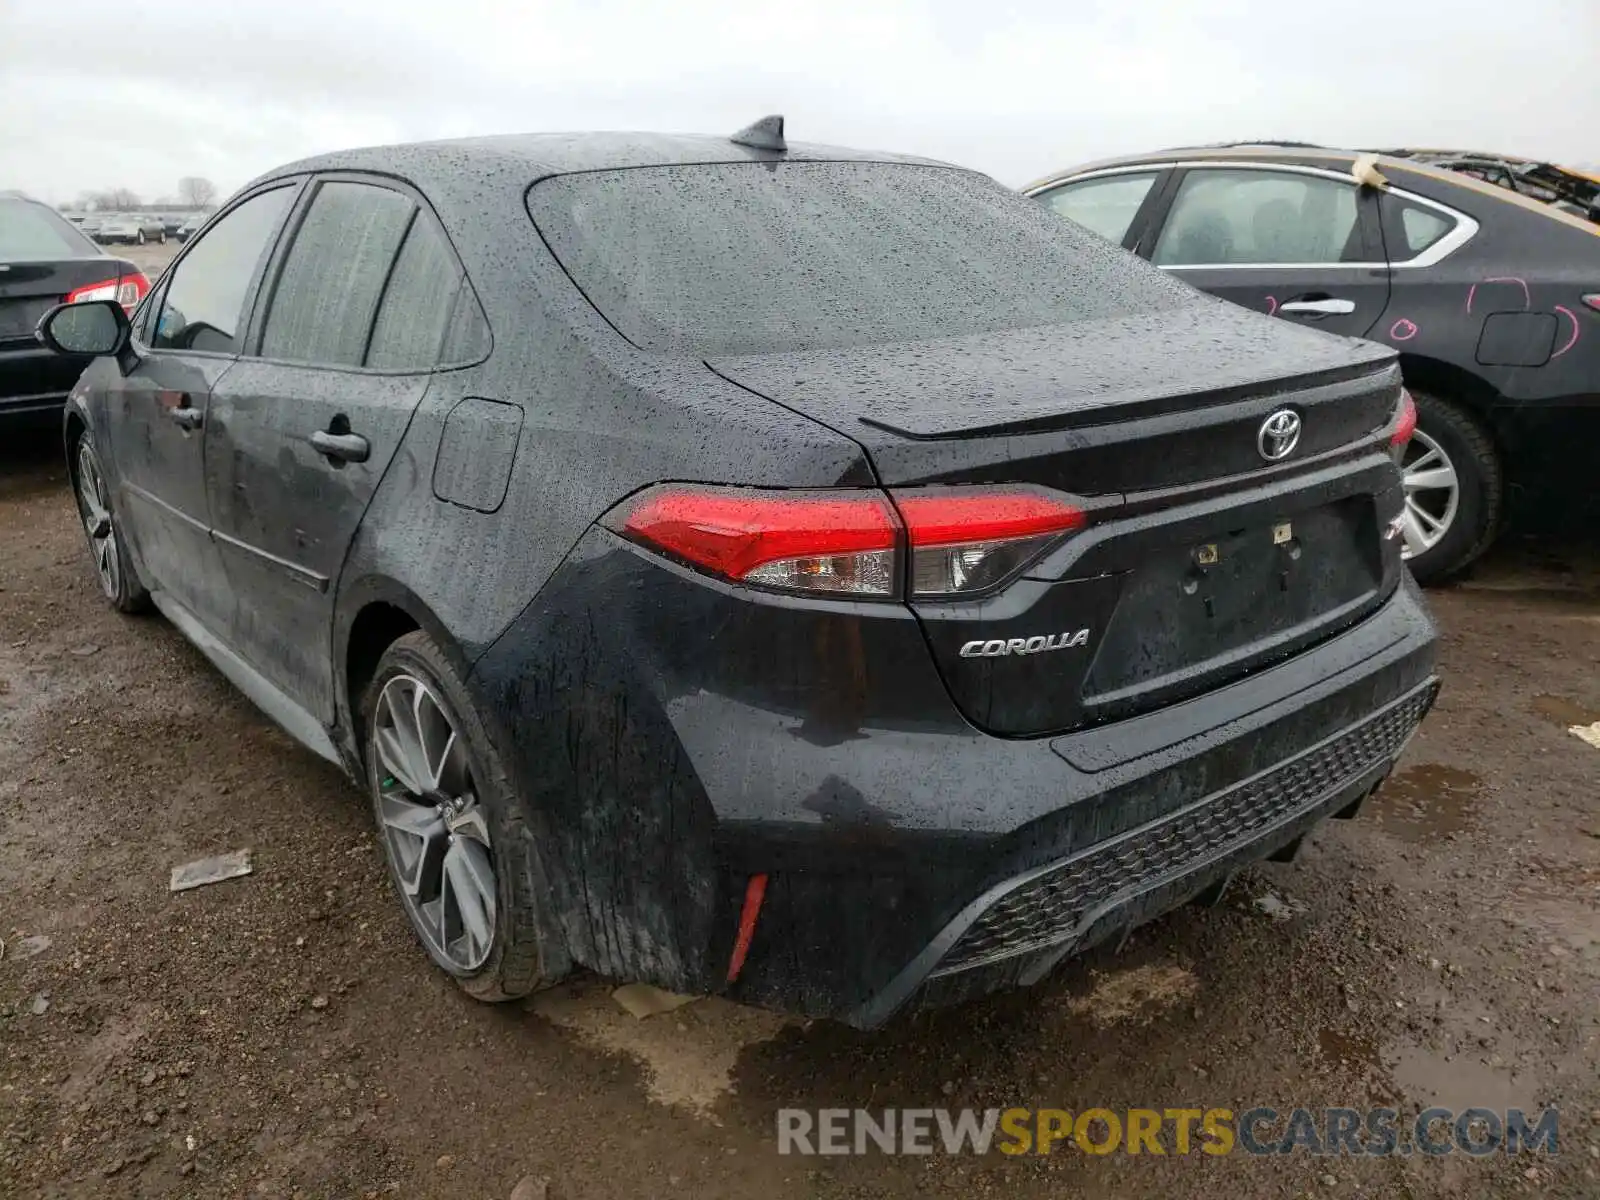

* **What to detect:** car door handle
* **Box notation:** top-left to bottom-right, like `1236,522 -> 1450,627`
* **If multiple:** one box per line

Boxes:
310,430 -> 370,463
168,405 -> 203,431
1278,298 -> 1356,316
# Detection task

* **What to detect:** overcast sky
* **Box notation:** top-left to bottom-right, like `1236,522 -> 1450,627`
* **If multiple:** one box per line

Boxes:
4,0 -> 1596,205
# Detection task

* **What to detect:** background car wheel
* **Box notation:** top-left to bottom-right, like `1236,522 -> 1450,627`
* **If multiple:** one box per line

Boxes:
71,433 -> 150,614
1399,390 -> 1503,584
157,230 -> 166,244
361,631 -> 562,1002
135,230 -> 145,245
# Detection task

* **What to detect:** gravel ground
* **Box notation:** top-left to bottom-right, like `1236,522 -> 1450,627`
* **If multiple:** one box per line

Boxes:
1,429 -> 1597,1199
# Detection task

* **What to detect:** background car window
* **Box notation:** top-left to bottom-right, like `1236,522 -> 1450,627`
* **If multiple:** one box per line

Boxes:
1153,169 -> 1362,266
260,181 -> 414,367
0,199 -> 99,259
365,218 -> 461,370
151,187 -> 294,353
1396,204 -> 1453,258
1035,173 -> 1157,243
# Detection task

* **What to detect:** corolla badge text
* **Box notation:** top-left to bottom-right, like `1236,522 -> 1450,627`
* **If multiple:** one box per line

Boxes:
959,630 -> 1090,658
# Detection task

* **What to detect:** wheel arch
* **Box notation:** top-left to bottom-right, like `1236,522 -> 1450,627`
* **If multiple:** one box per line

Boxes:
334,577 -> 472,772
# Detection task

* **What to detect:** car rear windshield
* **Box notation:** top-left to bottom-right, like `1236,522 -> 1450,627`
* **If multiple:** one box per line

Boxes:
0,199 -> 98,260
527,161 -> 1188,356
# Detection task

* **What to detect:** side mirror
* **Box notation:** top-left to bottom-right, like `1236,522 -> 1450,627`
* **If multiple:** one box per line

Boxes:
36,300 -> 129,357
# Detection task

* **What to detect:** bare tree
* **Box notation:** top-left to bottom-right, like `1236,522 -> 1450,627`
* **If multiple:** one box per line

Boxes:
106,187 -> 141,210
178,176 -> 218,209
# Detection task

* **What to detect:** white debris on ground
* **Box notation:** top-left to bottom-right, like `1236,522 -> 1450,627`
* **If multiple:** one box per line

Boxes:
169,849 -> 253,893
1568,721 -> 1600,750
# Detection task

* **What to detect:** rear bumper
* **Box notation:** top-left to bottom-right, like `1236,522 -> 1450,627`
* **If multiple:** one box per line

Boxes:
471,530 -> 1438,1024
1,345 -> 88,420
851,679 -> 1433,1025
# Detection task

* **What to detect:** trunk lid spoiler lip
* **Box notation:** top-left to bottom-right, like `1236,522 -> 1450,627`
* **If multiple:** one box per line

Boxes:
706,311 -> 1398,444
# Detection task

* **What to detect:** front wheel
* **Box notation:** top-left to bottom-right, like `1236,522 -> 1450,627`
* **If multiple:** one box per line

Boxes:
361,631 -> 563,1001
71,433 -> 150,613
135,230 -> 145,245
1398,390 -> 1503,584
157,230 -> 166,244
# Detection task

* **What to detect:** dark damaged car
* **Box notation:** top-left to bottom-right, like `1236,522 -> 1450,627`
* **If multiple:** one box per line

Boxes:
40,119 -> 1438,1026
1027,144 -> 1600,583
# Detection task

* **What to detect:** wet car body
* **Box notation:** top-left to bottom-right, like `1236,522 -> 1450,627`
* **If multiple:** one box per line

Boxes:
54,127 -> 1437,1025
1027,145 -> 1600,581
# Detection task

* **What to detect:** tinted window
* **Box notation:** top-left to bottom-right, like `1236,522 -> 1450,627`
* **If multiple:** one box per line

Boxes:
528,161 -> 1190,357
1397,204 -> 1453,258
0,199 -> 99,259
365,218 -> 460,370
1153,169 -> 1362,266
152,187 -> 294,353
1036,173 -> 1158,243
260,181 -> 414,367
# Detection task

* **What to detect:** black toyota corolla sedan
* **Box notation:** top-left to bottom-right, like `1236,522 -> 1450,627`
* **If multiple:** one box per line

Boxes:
38,119 -> 1438,1025
1026,144 -> 1600,583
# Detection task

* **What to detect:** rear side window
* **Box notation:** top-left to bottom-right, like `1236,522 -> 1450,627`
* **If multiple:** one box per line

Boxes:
365,218 -> 463,370
260,181 -> 414,367
0,199 -> 100,259
1153,169 -> 1363,266
1396,204 -> 1453,258
1034,173 -> 1158,244
152,186 -> 295,354
528,161 -> 1192,357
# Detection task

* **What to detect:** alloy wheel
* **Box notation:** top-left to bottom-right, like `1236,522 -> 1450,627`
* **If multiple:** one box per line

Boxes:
1399,428 -> 1460,560
75,443 -> 121,599
371,673 -> 497,972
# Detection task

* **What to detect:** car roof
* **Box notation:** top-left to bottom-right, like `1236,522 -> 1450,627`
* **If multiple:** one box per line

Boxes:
251,130 -> 956,192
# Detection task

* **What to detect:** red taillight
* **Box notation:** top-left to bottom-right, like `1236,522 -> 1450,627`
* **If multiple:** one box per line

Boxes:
1582,294 -> 1600,314
65,271 -> 149,311
1389,389 -> 1418,450
606,483 -> 1088,599
611,486 -> 900,597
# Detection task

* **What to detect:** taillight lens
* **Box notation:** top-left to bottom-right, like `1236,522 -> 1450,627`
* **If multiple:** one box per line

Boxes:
610,486 -> 900,597
65,272 -> 150,311
606,483 -> 1088,600
1389,389 -> 1417,456
893,487 -> 1086,597
1581,294 -> 1600,314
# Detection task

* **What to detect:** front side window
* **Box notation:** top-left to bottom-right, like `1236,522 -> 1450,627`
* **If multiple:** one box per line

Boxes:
1153,169 -> 1363,266
260,181 -> 415,367
1034,172 -> 1158,244
152,186 -> 294,353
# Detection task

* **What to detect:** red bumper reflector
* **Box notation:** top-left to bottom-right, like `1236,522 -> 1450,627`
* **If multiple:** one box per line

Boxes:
1389,389 -> 1417,448
725,873 -> 769,983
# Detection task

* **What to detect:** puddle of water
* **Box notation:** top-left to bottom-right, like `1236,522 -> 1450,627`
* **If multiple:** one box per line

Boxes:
1384,1044 -> 1526,1111
528,979 -> 794,1121
1368,765 -> 1481,843
1531,694 -> 1600,727
1317,1027 -> 1380,1073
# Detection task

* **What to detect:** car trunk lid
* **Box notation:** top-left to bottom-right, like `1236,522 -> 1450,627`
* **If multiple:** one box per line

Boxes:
709,311 -> 1405,736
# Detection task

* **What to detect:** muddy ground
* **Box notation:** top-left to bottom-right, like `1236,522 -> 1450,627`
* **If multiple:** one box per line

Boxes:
1,425 -> 1596,1200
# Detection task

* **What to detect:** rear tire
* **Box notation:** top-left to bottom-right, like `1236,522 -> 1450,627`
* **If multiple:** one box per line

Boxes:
361,631 -> 562,1002
135,230 -> 145,245
70,431 -> 150,614
1400,390 -> 1502,585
